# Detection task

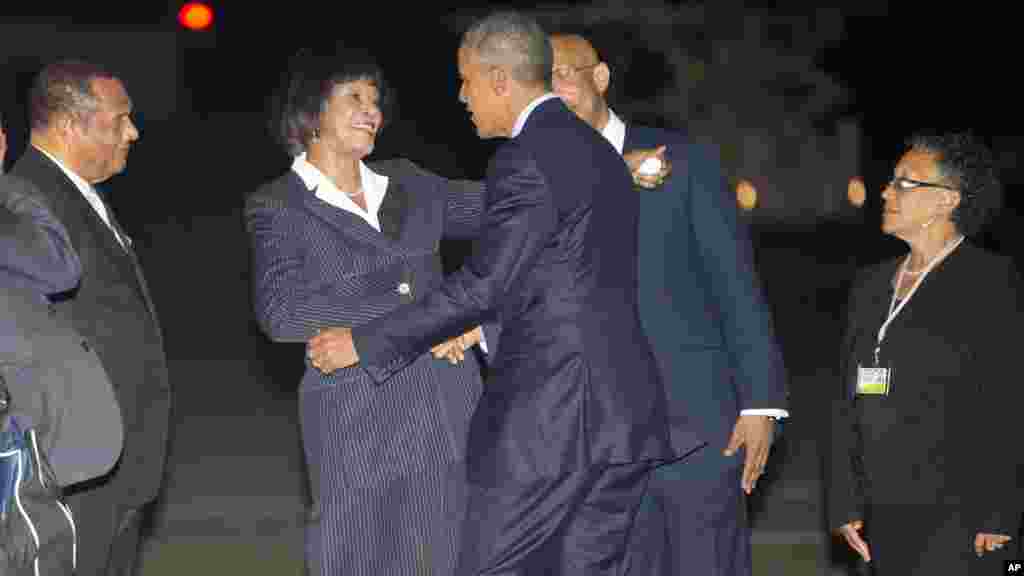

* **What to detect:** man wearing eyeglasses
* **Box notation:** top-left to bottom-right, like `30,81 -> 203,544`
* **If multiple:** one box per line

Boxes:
550,33 -> 789,575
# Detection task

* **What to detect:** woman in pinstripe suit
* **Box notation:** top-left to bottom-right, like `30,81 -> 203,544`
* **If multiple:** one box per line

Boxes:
245,46 -> 487,575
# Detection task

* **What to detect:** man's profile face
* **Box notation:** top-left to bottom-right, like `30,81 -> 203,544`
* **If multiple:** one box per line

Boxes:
457,46 -> 503,139
70,77 -> 139,184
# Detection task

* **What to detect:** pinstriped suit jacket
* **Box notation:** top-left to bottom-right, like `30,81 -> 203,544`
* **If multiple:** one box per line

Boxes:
245,156 -> 488,485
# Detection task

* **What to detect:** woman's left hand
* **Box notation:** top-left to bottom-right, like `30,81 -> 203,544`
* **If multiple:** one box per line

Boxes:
975,532 -> 1012,556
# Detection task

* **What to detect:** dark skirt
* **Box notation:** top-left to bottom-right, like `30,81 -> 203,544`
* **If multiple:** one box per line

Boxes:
865,503 -> 1018,575
300,353 -> 482,575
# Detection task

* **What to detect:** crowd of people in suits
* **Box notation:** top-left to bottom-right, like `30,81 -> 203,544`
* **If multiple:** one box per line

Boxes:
1,8 -> 1019,576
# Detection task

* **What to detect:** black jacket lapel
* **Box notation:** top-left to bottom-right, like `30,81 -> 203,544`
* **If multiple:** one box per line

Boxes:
378,178 -> 409,243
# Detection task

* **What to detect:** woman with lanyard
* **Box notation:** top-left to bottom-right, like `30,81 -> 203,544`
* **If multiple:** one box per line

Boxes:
828,132 -> 1022,574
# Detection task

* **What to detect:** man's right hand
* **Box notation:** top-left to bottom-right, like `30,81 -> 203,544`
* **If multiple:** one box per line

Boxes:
624,146 -> 670,189
431,327 -> 483,364
838,520 -> 871,562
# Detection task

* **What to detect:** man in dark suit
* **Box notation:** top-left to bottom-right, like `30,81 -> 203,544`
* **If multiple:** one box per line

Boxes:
307,11 -> 702,575
549,34 -> 789,575
1,173 -> 123,489
10,60 -> 170,576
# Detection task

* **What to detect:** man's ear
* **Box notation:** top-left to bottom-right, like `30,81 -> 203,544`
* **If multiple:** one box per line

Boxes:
58,112 -> 84,141
490,66 -> 508,96
593,62 -> 611,96
944,190 -> 962,212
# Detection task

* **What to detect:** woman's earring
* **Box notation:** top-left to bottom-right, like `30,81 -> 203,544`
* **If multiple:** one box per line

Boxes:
312,127 -> 321,142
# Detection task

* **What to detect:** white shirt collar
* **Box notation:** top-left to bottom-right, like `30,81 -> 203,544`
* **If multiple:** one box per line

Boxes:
33,144 -> 126,247
510,93 -> 560,138
291,153 -> 389,232
599,108 -> 627,155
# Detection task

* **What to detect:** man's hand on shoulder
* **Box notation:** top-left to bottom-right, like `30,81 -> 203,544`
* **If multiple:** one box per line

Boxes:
624,146 -> 670,189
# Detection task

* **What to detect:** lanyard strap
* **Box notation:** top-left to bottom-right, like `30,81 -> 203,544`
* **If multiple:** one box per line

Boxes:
874,235 -> 965,364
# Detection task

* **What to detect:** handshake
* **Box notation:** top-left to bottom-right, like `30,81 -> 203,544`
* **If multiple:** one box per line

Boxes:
306,326 -> 483,374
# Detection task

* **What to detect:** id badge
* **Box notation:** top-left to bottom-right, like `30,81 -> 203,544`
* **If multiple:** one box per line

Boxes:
856,364 -> 891,396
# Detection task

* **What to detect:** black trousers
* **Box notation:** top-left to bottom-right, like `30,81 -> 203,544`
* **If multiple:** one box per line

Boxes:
866,503 -> 1018,576
65,483 -> 145,576
457,461 -> 653,576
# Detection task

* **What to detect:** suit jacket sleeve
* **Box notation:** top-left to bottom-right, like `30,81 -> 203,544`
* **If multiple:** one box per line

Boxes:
353,141 -> 555,382
440,176 -> 487,240
0,175 -> 81,294
431,171 -> 501,360
687,142 -> 787,410
827,272 -> 866,531
246,192 -> 413,342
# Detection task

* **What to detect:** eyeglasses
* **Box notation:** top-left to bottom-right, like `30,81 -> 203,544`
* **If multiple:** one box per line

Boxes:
887,176 -> 959,192
552,62 -> 600,81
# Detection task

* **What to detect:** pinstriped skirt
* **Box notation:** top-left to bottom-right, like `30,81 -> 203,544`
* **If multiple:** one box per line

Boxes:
300,353 -> 482,576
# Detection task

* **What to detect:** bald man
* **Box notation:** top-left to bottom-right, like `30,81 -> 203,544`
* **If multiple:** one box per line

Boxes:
550,33 -> 788,576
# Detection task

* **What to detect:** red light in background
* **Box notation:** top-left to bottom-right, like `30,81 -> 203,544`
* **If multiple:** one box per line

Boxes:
178,2 -> 214,31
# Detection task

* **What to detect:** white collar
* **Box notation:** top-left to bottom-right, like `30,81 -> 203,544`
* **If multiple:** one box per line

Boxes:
33,144 -> 126,247
291,153 -> 389,232
510,93 -> 560,138
599,108 -> 627,155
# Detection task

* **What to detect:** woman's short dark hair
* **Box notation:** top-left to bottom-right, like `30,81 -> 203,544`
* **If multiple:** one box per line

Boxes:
907,131 -> 1002,237
275,45 -> 392,157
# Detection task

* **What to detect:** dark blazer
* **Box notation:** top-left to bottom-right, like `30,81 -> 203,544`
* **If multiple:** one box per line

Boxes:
0,174 -> 122,487
625,125 -> 787,450
11,147 -> 170,506
246,158 -> 486,574
354,98 -> 703,486
829,243 -> 1022,537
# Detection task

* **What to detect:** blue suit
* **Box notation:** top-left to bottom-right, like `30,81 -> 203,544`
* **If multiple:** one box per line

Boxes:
622,125 -> 788,576
354,98 -> 703,574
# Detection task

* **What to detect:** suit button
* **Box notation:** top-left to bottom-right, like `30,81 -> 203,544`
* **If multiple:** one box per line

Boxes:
81,340 -> 91,352
397,282 -> 411,296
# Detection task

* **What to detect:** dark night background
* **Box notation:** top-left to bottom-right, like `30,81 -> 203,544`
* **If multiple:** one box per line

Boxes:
1,2 -> 1019,574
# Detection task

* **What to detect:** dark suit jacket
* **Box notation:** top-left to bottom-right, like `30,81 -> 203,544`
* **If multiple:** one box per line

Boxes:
0,174 -> 123,487
829,243 -> 1022,536
625,125 -> 787,451
354,98 -> 702,486
11,148 -> 169,506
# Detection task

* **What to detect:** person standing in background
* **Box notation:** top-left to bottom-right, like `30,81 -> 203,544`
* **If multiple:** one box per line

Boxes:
549,32 -> 789,576
830,132 -> 1021,574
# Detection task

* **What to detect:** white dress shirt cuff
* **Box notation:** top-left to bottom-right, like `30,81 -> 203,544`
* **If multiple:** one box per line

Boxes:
740,408 -> 789,419
478,332 -> 488,354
